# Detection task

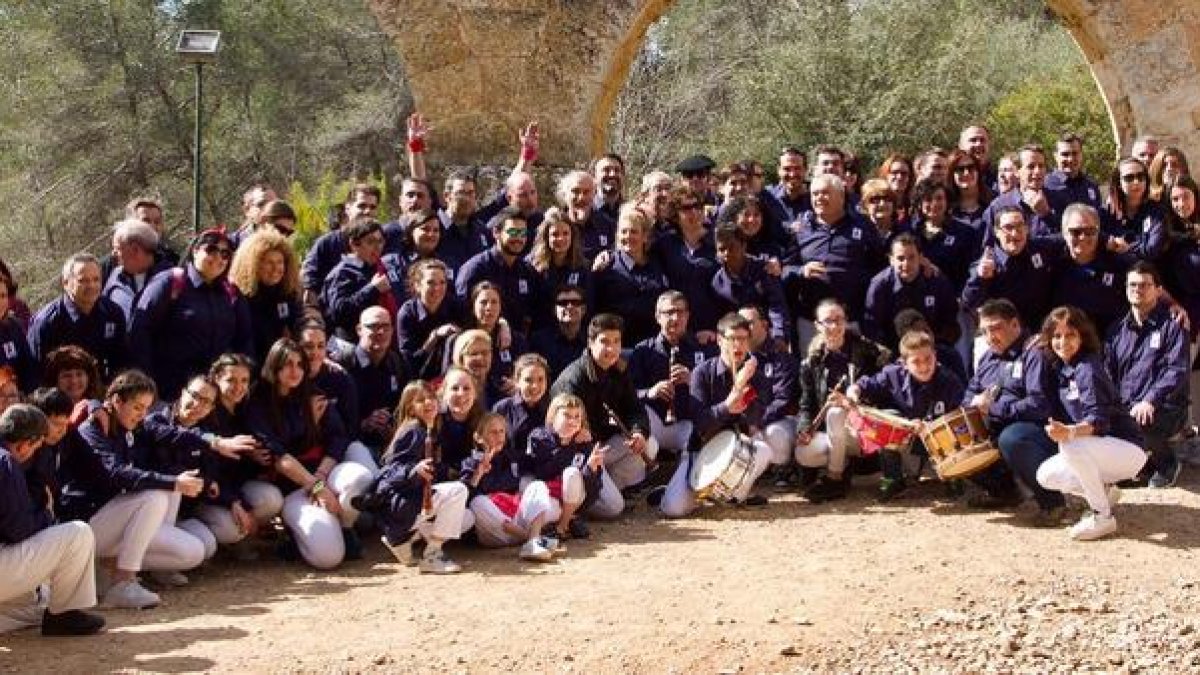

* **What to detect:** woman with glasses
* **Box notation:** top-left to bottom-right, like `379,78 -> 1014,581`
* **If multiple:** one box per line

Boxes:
229,229 -> 303,363
857,179 -> 904,266
527,207 -> 591,326
321,219 -> 406,343
129,228 -> 253,401
245,339 -> 375,569
653,186 -> 719,338
947,150 -> 993,246
1103,157 -> 1167,262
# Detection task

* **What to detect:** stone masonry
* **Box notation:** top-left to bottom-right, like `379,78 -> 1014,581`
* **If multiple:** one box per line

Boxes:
368,0 -> 1200,166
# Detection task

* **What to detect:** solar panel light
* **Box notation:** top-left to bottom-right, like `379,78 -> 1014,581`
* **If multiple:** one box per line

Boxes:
176,30 -> 221,64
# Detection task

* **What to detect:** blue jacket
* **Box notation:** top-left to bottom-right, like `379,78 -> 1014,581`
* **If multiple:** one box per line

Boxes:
1104,302 -> 1190,413
963,334 -> 1052,429
29,295 -> 130,380
1046,350 -> 1142,444
855,362 -> 965,421
0,446 -> 53,545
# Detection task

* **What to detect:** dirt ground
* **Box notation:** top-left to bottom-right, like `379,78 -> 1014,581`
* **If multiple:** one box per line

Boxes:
4,470 -> 1200,674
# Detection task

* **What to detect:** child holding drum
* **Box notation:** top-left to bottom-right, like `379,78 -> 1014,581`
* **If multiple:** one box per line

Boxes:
844,330 -> 965,501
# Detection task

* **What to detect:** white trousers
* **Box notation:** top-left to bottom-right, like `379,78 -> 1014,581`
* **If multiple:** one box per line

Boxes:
90,490 -> 205,573
602,433 -> 661,490
470,480 -> 557,548
763,418 -> 799,466
0,521 -> 96,626
281,456 -> 378,570
410,481 -> 473,543
793,406 -> 860,474
646,406 -> 694,455
1037,436 -> 1148,517
661,436 -> 772,518
196,480 -> 285,545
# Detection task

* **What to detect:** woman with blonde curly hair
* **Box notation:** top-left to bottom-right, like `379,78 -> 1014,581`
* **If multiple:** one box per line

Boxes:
229,229 -> 303,361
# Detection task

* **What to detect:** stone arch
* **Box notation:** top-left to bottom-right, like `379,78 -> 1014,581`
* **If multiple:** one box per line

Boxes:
369,0 -> 1200,165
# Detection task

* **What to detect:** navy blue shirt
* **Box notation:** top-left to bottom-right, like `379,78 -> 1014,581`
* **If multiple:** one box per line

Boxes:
460,446 -> 523,497
963,334 -> 1052,428
321,255 -> 405,341
855,362 -> 965,421
312,361 -> 359,443
527,262 -> 591,327
981,189 -> 1061,242
688,354 -> 770,442
300,224 -> 405,293
528,326 -> 586,381
911,220 -> 980,291
28,295 -> 130,380
863,267 -> 959,349
1164,235 -> 1200,334
709,258 -> 790,342
652,232 -> 720,331
789,211 -> 884,318
129,266 -> 253,399
526,426 -> 601,488
455,248 -> 539,333
395,296 -> 463,380
961,240 -> 1057,330
493,393 -> 548,465
756,344 -> 799,425
1045,170 -> 1102,213
575,210 -> 618,261
103,263 -> 168,324
0,316 -> 38,390
1101,201 -> 1167,262
1046,351 -> 1142,444
331,344 -> 407,438
245,284 -> 302,363
244,388 -> 349,476
1051,251 -> 1128,336
0,446 -> 52,545
1104,302 -> 1190,413
592,251 -> 671,345
627,333 -> 713,423
437,211 -> 492,275
762,184 -> 811,240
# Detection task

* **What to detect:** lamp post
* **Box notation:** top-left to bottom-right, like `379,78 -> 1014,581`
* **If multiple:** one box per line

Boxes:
175,30 -> 221,234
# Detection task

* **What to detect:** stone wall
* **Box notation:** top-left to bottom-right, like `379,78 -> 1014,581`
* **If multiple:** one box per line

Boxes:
369,0 -> 1200,166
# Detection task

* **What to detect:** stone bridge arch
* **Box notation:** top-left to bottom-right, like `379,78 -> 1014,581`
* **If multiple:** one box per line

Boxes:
368,0 -> 1200,166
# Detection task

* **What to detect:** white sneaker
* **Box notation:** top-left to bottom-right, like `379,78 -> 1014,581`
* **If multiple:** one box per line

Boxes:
1068,512 -> 1118,541
0,600 -> 44,633
539,535 -> 565,556
1107,485 -> 1122,507
149,571 -> 189,587
519,539 -> 553,562
418,550 -> 462,574
381,536 -> 417,567
103,579 -> 161,609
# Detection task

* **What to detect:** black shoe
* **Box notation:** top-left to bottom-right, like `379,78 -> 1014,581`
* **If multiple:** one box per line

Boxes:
966,491 -> 1021,509
798,467 -> 821,488
877,478 -> 908,503
736,494 -> 769,507
568,517 -> 591,539
41,609 -> 105,636
275,536 -> 300,562
645,485 -> 666,507
804,475 -> 848,503
342,528 -> 363,561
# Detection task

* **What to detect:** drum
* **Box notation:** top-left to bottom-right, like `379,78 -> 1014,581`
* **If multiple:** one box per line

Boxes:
689,430 -> 755,501
919,407 -> 1001,480
848,406 -> 918,455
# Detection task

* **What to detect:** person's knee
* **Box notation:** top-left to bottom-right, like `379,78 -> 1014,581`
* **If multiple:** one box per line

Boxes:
794,440 -> 827,468
248,484 -> 285,520
304,543 -> 344,571
659,492 -> 693,518
442,481 -> 469,507
59,520 -> 94,555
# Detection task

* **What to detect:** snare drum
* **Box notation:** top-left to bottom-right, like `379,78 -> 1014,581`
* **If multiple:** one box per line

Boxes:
919,407 -> 1001,480
689,430 -> 756,501
848,406 -> 918,455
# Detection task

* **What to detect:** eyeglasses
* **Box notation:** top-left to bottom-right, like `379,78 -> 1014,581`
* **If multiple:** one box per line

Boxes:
185,388 -> 216,406
1121,172 -> 1148,183
1066,227 -> 1099,238
657,307 -> 688,316
202,244 -> 233,259
816,318 -> 846,327
556,298 -> 584,307
867,195 -> 893,205
953,165 -> 977,174
502,227 -> 528,238
997,223 -> 1027,233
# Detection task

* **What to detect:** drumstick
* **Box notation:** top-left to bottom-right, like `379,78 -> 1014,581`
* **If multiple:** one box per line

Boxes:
800,375 -> 848,437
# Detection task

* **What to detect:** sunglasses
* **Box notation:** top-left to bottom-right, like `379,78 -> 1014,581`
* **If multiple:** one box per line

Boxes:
1120,172 -> 1148,183
953,164 -> 977,174
1066,227 -> 1099,238
556,298 -> 584,307
202,244 -> 233,259
867,195 -> 893,205
502,227 -> 528,238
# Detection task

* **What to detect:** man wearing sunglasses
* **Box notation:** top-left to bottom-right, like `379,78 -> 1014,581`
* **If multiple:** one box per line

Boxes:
529,285 -> 589,380
455,206 -> 539,335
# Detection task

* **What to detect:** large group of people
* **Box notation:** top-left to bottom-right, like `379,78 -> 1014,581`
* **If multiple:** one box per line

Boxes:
2,116 -> 1199,637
